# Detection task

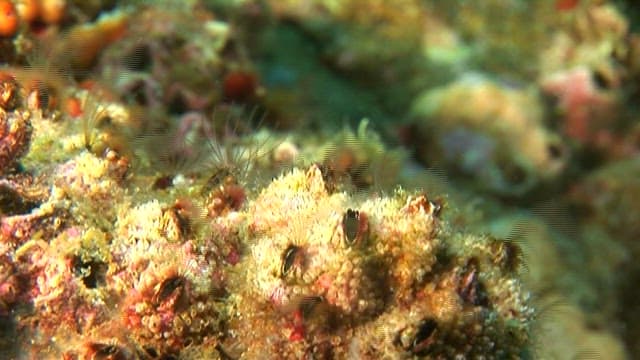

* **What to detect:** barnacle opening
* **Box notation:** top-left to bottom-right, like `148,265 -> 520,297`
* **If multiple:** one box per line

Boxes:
342,209 -> 360,245
456,257 -> 490,307
71,255 -> 108,289
412,318 -> 438,354
152,275 -> 187,308
281,244 -> 302,279
489,237 -> 527,275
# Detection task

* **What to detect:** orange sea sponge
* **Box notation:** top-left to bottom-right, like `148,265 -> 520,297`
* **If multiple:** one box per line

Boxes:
40,0 -> 65,25
15,0 -> 66,27
0,0 -> 19,38
15,0 -> 38,24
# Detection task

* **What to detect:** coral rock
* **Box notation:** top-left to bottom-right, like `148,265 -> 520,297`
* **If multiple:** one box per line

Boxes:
410,76 -> 567,196
0,109 -> 32,174
229,164 -> 533,357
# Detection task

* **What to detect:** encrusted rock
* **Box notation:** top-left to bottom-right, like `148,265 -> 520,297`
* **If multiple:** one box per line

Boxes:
0,109 -> 32,174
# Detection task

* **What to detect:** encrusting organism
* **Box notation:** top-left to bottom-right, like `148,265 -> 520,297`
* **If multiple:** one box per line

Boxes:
226,164 -> 533,358
0,87 -> 32,174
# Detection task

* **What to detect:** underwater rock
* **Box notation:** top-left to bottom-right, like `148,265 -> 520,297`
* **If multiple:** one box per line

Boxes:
570,157 -> 640,246
539,3 -> 629,82
410,75 -> 567,196
97,5 -> 232,118
541,66 -> 624,154
569,157 -> 640,356
228,164 -> 534,358
532,294 -> 628,360
7,0 -> 640,357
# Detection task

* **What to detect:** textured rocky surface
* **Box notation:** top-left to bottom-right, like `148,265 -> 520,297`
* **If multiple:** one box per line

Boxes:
1,0 -> 638,359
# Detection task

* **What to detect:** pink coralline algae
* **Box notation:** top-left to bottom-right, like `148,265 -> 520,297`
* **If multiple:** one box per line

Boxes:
541,66 -> 617,144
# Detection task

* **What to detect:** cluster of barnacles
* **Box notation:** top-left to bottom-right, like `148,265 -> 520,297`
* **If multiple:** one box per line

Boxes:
0,66 -> 533,360
0,4 -> 538,359
0,130 -> 535,359
223,164 -> 533,358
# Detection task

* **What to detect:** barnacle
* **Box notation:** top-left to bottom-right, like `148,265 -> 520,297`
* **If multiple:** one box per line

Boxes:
410,318 -> 438,355
342,209 -> 360,245
340,208 -> 368,246
319,119 -> 405,193
83,342 -> 132,360
0,108 -> 32,174
489,237 -> 526,274
280,244 -> 302,278
160,200 -> 192,242
402,193 -> 443,218
71,255 -> 108,289
152,275 -> 186,308
205,173 -> 246,218
0,72 -> 19,110
200,109 -> 279,217
456,257 -> 489,307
